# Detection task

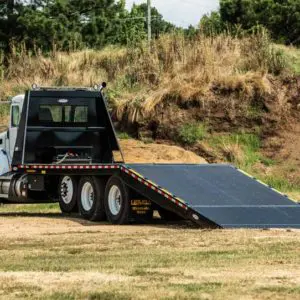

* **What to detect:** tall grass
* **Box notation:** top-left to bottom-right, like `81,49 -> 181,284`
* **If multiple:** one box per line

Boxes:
0,31 -> 288,106
115,32 -> 288,123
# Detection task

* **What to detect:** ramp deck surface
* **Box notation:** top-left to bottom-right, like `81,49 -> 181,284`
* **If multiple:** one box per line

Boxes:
126,164 -> 300,228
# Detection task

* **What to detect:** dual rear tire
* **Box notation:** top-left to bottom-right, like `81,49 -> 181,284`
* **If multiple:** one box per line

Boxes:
58,175 -> 131,224
78,176 -> 106,222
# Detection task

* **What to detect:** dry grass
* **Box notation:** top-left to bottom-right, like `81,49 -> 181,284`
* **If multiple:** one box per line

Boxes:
1,45 -> 127,100
115,33 -> 284,123
0,204 -> 299,300
0,32 -> 288,116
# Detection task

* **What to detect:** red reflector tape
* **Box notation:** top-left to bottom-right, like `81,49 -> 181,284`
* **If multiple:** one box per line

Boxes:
17,164 -> 120,170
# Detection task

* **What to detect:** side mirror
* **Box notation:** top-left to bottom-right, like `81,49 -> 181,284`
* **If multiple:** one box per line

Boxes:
7,130 -> 9,140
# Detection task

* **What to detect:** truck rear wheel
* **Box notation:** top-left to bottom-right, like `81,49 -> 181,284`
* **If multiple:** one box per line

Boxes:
58,176 -> 78,213
78,176 -> 106,221
104,176 -> 130,225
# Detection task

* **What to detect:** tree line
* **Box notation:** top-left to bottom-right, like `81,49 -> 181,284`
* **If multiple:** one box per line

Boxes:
0,0 -> 299,54
0,0 -> 176,52
201,0 -> 300,46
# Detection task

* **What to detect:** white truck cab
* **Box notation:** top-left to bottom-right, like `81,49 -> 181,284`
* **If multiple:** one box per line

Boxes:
0,94 -> 24,175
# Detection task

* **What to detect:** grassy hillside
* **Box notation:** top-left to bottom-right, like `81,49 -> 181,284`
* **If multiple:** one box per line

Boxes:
0,32 -> 300,198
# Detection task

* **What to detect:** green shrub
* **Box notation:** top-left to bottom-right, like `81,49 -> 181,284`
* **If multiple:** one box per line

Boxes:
178,123 -> 208,145
117,132 -> 131,140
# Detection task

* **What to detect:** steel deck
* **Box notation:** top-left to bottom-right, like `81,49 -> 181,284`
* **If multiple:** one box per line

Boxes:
124,164 -> 300,228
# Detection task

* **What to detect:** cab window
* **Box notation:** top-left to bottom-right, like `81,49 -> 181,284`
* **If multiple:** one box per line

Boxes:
11,106 -> 20,127
38,105 -> 88,124
74,106 -> 88,123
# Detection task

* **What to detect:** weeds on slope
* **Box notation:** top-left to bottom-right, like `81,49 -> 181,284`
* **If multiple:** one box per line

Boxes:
0,31 -> 288,103
206,131 -> 300,197
115,31 -> 288,123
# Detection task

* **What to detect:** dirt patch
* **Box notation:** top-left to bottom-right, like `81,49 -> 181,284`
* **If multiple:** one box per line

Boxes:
119,139 -> 207,164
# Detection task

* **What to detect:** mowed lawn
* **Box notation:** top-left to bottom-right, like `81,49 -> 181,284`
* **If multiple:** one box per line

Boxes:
0,204 -> 299,300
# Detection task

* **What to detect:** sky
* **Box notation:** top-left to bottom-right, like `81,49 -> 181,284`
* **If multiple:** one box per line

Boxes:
125,0 -> 220,28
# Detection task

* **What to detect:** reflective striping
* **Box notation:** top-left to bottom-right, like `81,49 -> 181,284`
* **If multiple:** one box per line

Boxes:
17,164 -> 120,170
121,165 -> 188,211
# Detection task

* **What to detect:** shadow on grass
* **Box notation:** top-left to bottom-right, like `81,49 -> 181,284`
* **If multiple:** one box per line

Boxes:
0,210 -> 207,229
0,211 -> 97,226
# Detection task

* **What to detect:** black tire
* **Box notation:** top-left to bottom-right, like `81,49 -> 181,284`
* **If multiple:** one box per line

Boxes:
159,208 -> 183,221
58,176 -> 78,213
104,176 -> 131,225
78,176 -> 106,221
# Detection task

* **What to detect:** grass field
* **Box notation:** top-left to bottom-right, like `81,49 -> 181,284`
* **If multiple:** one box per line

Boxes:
0,204 -> 299,300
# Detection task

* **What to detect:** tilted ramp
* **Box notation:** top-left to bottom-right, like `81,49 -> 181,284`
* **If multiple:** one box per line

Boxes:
121,164 -> 300,228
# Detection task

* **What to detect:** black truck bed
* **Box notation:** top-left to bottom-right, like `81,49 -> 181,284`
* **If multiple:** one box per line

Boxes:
122,164 -> 300,228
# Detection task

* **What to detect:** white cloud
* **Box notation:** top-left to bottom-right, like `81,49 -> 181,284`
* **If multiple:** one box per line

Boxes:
125,0 -> 219,28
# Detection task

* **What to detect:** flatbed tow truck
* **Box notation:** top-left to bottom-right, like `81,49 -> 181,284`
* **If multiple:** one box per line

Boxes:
0,84 -> 299,228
